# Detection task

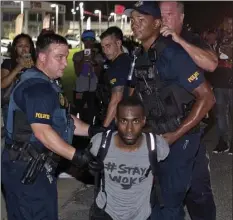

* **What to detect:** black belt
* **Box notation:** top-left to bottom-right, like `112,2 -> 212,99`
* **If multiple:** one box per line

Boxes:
5,143 -> 59,163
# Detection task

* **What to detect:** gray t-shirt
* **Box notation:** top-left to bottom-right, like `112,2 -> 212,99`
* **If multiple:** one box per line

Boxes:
90,132 -> 169,220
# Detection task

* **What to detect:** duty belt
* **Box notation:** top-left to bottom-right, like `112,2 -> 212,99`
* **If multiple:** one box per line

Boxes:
5,142 -> 59,184
5,142 -> 59,162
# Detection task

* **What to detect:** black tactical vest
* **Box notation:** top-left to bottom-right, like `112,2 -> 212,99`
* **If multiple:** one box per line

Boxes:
133,38 -> 195,134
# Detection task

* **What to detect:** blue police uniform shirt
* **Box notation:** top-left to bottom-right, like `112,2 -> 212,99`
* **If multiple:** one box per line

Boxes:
133,39 -> 205,92
107,53 -> 131,88
13,78 -> 58,126
163,44 -> 205,92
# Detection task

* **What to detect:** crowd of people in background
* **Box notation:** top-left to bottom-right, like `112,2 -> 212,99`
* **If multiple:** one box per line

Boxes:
202,17 -> 232,154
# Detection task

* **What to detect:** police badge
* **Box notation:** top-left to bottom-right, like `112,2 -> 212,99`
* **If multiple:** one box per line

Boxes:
59,93 -> 65,107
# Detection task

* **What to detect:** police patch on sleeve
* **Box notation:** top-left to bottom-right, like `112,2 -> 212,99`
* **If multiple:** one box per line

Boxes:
110,78 -> 117,85
35,113 -> 50,120
187,71 -> 200,83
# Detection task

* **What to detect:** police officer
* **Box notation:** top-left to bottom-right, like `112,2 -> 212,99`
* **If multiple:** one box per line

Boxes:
1,33 -> 104,220
159,2 -> 217,219
100,27 -> 132,129
124,2 -> 215,220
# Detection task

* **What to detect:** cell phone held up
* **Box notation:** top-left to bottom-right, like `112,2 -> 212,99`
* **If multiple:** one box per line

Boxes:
23,53 -> 34,68
84,49 -> 92,61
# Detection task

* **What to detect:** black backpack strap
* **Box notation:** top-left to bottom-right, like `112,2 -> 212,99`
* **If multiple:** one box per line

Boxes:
93,130 -> 113,211
145,132 -> 164,208
97,130 -> 113,161
145,132 -> 157,176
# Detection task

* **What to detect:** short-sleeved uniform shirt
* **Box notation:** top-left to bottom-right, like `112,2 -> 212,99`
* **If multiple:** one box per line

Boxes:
133,37 -> 205,93
13,74 -> 60,148
107,53 -> 132,97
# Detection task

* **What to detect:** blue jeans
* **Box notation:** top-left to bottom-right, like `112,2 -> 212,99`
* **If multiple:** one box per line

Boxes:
1,150 -> 58,220
214,88 -> 233,143
151,133 -> 202,220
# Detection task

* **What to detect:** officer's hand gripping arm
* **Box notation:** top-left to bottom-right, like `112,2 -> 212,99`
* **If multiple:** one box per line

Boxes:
71,146 -> 93,168
71,143 -> 103,175
160,26 -> 218,72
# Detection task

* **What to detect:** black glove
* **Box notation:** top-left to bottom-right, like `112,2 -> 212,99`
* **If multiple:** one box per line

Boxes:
88,125 -> 107,138
88,158 -> 104,176
71,148 -> 93,168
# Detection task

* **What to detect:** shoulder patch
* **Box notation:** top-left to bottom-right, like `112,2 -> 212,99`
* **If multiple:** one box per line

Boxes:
110,78 -> 117,85
35,113 -> 50,120
188,71 -> 200,83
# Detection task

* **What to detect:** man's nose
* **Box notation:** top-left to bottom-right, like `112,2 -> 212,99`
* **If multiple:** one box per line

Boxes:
63,59 -> 68,67
126,122 -> 133,132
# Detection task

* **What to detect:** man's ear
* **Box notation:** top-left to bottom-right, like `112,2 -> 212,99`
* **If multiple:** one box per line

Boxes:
116,40 -> 122,49
154,19 -> 161,30
38,52 -> 46,63
180,13 -> 184,23
142,116 -> 146,127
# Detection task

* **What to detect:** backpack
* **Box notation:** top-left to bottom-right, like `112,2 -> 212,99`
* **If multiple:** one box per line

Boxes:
92,130 -> 164,211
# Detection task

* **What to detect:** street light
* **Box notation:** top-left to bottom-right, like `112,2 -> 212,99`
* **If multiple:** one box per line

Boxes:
79,2 -> 84,49
94,9 -> 101,36
110,12 -> 117,25
71,5 -> 79,33
121,14 -> 127,32
79,2 -> 84,33
14,1 -> 24,14
51,4 -> 59,33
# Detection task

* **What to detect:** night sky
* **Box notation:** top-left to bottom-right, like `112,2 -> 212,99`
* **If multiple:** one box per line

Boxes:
53,1 -> 233,32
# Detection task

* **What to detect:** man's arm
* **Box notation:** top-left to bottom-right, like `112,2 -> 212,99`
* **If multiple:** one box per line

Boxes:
178,38 -> 218,72
32,123 -> 96,168
103,86 -> 124,127
160,26 -> 218,72
32,123 -> 75,160
164,82 -> 215,144
73,52 -> 84,77
71,115 -> 89,136
162,51 -> 215,145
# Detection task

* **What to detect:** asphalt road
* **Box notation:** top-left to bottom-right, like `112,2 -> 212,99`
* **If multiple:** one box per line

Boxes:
58,125 -> 233,220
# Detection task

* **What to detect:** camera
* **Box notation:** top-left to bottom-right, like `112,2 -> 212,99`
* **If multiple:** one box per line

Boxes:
84,49 -> 91,57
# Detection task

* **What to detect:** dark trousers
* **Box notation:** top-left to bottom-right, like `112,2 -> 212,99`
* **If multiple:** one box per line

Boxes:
1,150 -> 58,220
89,203 -> 113,220
1,104 -> 11,144
151,133 -> 202,220
89,203 -> 151,220
74,91 -> 97,125
185,143 -> 216,220
214,88 -> 233,144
